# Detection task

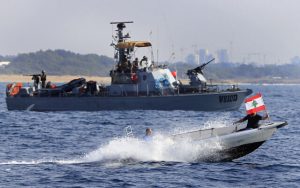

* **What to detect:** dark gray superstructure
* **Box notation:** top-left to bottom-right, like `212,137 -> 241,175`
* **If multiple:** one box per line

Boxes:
5,21 -> 252,111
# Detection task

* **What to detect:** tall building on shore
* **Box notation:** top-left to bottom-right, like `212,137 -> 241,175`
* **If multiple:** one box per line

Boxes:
216,49 -> 229,63
197,48 -> 230,64
290,56 -> 300,64
199,49 -> 209,64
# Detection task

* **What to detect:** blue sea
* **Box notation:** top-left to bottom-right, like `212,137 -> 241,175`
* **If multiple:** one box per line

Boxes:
0,84 -> 299,187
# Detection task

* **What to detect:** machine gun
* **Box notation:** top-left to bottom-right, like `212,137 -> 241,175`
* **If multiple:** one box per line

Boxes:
188,58 -> 215,75
23,74 -> 41,82
25,74 -> 41,77
186,58 -> 215,86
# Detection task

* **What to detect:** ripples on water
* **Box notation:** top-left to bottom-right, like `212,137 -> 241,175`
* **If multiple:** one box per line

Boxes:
0,84 -> 299,187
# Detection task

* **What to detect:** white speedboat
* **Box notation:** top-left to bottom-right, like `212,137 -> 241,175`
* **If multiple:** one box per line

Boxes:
171,121 -> 287,161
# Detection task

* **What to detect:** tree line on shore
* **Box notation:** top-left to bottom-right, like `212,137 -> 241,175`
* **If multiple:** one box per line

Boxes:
0,49 -> 299,80
0,50 -> 114,76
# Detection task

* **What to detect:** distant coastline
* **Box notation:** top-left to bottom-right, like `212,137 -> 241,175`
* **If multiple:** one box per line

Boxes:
1,50 -> 300,85
0,75 -> 111,84
219,78 -> 300,85
0,74 -> 299,85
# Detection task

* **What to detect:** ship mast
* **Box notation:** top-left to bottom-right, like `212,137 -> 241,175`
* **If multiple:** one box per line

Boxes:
110,21 -> 133,64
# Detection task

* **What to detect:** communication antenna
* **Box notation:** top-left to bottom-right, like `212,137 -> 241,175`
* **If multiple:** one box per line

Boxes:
157,49 -> 159,66
110,21 -> 134,65
110,21 -> 134,42
110,21 -> 134,24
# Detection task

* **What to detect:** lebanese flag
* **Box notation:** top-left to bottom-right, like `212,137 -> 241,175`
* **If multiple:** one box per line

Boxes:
244,93 -> 266,114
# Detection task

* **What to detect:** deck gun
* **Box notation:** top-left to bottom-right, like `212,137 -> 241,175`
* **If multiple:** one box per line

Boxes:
188,58 -> 215,75
187,58 -> 215,86
24,74 -> 41,78
24,74 -> 41,76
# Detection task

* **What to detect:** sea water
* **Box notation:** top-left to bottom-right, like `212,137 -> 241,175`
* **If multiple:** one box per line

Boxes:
0,84 -> 299,187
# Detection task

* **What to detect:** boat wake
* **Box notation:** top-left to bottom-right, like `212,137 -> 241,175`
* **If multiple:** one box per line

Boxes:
72,134 -> 223,163
0,133 -> 223,165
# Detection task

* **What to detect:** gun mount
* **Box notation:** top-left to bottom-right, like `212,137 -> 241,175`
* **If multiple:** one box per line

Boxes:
187,58 -> 215,87
187,58 -> 215,75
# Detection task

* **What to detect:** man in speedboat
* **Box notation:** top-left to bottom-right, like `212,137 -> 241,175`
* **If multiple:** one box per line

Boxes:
143,128 -> 153,142
234,112 -> 269,130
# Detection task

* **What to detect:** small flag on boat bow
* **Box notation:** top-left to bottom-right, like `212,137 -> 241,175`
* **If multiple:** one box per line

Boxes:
244,93 -> 266,114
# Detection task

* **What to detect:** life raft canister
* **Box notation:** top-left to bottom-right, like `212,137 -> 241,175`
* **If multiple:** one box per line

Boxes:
6,82 -> 23,96
131,73 -> 138,83
171,71 -> 177,78
50,84 -> 56,89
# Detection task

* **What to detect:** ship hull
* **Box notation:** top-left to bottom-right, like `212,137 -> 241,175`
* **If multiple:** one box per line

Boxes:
172,121 -> 287,162
6,89 -> 252,111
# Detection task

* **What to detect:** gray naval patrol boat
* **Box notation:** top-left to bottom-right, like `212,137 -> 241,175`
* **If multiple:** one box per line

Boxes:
6,21 -> 252,111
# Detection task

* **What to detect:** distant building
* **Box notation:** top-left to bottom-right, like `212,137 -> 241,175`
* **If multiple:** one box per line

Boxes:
290,56 -> 300,64
199,49 -> 209,64
206,54 -> 214,63
185,54 -> 196,64
216,49 -> 229,63
195,54 -> 200,65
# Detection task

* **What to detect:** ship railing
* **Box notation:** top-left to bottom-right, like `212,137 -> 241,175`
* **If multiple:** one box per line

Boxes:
205,85 -> 219,92
103,82 -> 176,97
212,84 -> 241,92
172,124 -> 243,141
120,85 -> 128,96
99,90 -> 109,96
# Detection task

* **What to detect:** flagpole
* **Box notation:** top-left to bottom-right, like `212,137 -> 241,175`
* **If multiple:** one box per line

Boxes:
264,107 -> 271,122
261,93 -> 271,123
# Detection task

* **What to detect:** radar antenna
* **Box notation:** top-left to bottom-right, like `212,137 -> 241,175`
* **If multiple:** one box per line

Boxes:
110,21 -> 133,42
110,21 -> 134,64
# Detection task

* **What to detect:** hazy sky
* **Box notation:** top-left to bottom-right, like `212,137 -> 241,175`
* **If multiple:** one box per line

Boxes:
1,0 -> 300,64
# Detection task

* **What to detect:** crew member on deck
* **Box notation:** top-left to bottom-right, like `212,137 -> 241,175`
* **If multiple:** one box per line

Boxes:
132,58 -> 139,73
32,75 -> 40,90
41,70 -> 47,88
234,112 -> 269,130
140,56 -> 147,67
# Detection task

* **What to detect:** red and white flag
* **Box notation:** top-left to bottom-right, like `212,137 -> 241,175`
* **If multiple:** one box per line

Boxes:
244,93 -> 266,114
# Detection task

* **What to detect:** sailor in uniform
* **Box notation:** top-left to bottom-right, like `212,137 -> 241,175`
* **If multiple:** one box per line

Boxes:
41,70 -> 47,88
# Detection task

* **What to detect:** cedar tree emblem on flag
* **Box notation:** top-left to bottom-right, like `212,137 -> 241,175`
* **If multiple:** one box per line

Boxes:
244,93 -> 266,114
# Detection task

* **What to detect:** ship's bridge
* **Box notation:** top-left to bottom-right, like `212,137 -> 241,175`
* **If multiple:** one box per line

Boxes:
114,40 -> 154,75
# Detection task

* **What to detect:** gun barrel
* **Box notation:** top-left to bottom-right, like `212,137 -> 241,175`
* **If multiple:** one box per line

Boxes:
200,58 -> 215,68
190,58 -> 215,72
24,74 -> 40,76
